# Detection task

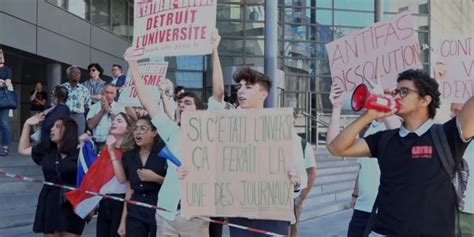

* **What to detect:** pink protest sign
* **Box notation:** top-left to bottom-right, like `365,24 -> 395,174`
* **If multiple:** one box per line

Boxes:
434,37 -> 474,103
131,0 -> 217,59
118,61 -> 168,107
326,11 -> 422,102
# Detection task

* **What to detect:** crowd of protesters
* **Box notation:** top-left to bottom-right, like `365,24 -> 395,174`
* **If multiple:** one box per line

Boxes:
5,29 -> 473,237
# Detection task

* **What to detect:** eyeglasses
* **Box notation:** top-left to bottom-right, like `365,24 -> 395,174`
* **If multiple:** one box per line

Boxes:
391,87 -> 419,98
133,126 -> 151,134
89,68 -> 97,72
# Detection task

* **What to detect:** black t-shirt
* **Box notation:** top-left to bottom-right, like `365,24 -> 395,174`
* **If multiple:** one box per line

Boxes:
30,91 -> 48,111
364,117 -> 470,236
122,146 -> 167,224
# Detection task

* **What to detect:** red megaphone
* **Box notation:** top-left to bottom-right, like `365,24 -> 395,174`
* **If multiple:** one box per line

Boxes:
351,84 -> 400,112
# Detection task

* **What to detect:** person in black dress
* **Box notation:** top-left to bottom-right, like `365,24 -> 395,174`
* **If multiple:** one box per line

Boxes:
18,115 -> 85,237
117,115 -> 167,237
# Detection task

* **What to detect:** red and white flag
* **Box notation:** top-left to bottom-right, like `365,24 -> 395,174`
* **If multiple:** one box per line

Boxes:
66,146 -> 127,219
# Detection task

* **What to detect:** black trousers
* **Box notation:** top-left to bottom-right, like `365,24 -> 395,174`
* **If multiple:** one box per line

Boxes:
209,217 -> 224,237
348,209 -> 371,237
126,216 -> 156,237
96,195 -> 125,237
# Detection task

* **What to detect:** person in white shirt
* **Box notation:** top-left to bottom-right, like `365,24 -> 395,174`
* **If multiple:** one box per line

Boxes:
87,83 -> 125,153
326,80 -> 400,237
450,102 -> 474,236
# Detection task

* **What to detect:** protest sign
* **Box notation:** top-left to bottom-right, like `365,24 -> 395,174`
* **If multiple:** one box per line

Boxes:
433,36 -> 474,102
326,11 -> 422,102
118,61 -> 168,107
131,0 -> 217,59
180,108 -> 294,221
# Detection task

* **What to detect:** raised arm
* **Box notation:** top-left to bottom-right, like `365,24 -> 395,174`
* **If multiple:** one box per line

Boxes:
211,31 -> 224,102
327,109 -> 395,157
123,49 -> 160,118
18,115 -> 44,155
459,96 -> 474,140
326,83 -> 343,145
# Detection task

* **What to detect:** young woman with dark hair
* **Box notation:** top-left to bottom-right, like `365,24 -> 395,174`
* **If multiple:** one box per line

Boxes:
117,115 -> 168,237
18,116 -> 85,237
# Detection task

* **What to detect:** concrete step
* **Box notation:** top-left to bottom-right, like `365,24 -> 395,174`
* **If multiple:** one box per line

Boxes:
310,179 -> 355,196
304,188 -> 353,208
300,198 -> 351,222
317,159 -> 359,168
315,171 -> 358,185
317,165 -> 359,176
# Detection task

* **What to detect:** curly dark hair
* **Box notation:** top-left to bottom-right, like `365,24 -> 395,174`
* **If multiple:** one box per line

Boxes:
397,69 -> 440,119
232,67 -> 272,92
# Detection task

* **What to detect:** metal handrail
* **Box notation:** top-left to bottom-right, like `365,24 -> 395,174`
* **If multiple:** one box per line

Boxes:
302,112 -> 330,127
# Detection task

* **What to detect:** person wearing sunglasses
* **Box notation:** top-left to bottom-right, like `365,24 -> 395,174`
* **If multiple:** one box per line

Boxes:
328,69 -> 474,236
84,63 -> 106,105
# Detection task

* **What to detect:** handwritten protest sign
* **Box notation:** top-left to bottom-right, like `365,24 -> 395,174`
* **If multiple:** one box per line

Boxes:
433,36 -> 474,102
131,0 -> 217,59
180,108 -> 294,221
326,11 -> 422,101
118,61 -> 168,107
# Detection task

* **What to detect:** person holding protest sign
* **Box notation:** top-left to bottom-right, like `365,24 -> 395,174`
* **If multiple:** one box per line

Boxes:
18,115 -> 86,236
328,69 -> 474,236
117,115 -> 168,237
326,78 -> 400,237
124,30 -> 225,237
448,102 -> 474,237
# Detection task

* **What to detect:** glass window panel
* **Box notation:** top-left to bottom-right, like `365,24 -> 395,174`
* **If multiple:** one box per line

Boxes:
170,71 -> 204,89
245,23 -> 265,38
316,9 -> 332,25
284,91 -> 308,110
47,0 -> 67,9
246,5 -> 265,21
217,21 -> 244,37
334,0 -> 374,11
316,25 -> 333,42
220,56 -> 244,67
284,7 -> 312,24
217,4 -> 243,20
284,59 -> 313,75
219,39 -> 244,54
383,0 -> 430,14
68,0 -> 89,19
244,57 -> 264,67
315,59 -> 331,75
91,0 -> 111,30
111,0 -> 128,38
283,41 -> 313,58
244,39 -> 264,55
284,24 -> 314,40
413,16 -> 429,30
334,11 -> 374,27
332,26 -> 362,39
316,0 -> 332,8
